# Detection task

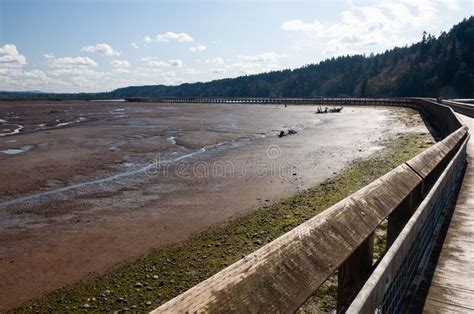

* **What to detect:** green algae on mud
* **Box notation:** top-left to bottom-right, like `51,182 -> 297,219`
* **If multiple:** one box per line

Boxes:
17,110 -> 434,313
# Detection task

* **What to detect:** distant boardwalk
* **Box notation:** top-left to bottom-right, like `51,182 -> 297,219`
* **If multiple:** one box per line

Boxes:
125,96 -> 411,105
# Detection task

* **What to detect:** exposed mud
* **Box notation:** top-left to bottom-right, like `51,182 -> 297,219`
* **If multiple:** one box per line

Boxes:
0,100 -> 430,310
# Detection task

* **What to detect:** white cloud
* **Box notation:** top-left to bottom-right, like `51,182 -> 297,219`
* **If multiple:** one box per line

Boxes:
206,57 -> 224,66
438,0 -> 459,9
128,69 -> 183,85
282,19 -> 325,33
281,0 -> 460,57
131,43 -> 139,49
43,54 -> 100,83
1,49 -> 106,92
141,57 -> 184,68
50,67 -> 101,78
81,43 -> 120,56
228,62 -> 280,75
162,71 -> 175,77
190,43 -> 207,52
111,60 -> 131,69
144,32 -> 193,43
205,53 -> 286,77
323,39 -> 360,56
166,59 -> 184,68
2,51 -> 191,93
47,55 -> 98,68
205,52 -> 287,76
183,68 -> 201,75
209,68 -> 225,74
0,69 -> 69,92
0,68 -> 47,80
239,52 -> 287,63
0,44 -> 27,68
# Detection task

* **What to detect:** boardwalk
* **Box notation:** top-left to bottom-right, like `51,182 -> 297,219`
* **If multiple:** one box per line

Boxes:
424,113 -> 474,313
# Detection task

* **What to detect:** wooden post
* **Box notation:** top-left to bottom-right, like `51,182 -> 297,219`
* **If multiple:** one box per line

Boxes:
337,233 -> 374,312
387,193 -> 414,247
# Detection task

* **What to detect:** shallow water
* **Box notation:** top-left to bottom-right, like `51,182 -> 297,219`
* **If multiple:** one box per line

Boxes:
0,124 -> 23,136
1,145 -> 33,155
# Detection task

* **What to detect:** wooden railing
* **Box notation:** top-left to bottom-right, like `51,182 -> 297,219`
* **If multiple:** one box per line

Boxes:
151,98 -> 470,313
442,99 -> 474,118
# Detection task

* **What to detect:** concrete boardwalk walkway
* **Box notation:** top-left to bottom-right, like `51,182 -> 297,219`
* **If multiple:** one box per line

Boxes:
424,113 -> 474,313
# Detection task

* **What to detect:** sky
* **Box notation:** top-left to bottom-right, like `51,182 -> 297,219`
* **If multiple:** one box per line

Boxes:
0,0 -> 472,93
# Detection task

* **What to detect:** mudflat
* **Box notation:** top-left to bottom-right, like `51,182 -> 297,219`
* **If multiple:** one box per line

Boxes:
0,100 -> 424,309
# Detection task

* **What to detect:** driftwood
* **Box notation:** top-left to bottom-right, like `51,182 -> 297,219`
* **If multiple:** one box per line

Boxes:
316,105 -> 343,114
278,129 -> 298,138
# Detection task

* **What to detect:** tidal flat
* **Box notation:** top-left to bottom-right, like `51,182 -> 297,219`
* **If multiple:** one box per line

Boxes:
0,101 -> 433,311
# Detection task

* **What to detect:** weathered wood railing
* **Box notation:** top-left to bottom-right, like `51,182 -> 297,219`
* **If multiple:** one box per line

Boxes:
346,100 -> 469,313
151,98 -> 470,313
347,131 -> 468,313
442,99 -> 474,118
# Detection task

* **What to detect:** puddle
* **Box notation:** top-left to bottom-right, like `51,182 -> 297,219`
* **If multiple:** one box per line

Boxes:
35,117 -> 88,131
167,136 -> 177,145
110,108 -> 127,114
55,122 -> 73,127
110,141 -> 125,150
54,117 -> 88,128
0,124 -> 23,137
1,145 -> 33,155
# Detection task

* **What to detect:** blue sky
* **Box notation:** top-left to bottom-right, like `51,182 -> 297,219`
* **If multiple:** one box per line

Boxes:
0,0 -> 472,93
